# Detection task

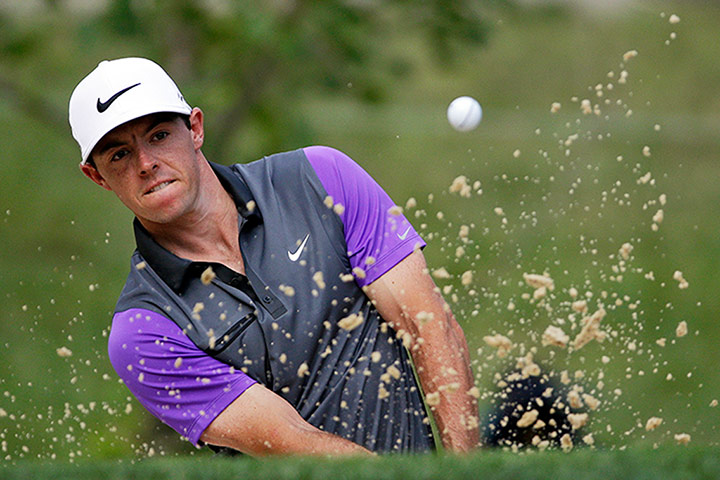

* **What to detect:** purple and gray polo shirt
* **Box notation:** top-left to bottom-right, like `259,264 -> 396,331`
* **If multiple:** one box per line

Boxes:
108,146 -> 435,453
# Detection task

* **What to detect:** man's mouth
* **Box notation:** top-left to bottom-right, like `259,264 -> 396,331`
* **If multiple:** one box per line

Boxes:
145,180 -> 175,195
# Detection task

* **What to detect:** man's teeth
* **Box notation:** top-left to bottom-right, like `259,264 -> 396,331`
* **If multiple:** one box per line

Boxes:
148,181 -> 172,193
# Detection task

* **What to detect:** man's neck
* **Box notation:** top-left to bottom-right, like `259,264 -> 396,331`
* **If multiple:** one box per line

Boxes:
140,163 -> 243,271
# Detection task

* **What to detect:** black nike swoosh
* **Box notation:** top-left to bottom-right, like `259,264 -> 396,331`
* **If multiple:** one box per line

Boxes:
96,83 -> 141,113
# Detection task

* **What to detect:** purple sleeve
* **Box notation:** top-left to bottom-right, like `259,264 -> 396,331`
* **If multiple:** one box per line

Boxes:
304,146 -> 425,286
108,308 -> 256,446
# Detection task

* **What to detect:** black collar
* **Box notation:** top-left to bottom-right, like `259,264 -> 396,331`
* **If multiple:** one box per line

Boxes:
133,161 -> 260,292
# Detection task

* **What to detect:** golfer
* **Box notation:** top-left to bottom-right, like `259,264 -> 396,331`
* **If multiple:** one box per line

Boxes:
69,57 -> 479,455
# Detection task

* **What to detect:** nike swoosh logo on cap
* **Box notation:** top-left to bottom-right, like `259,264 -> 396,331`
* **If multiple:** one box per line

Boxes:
397,227 -> 411,240
288,234 -> 310,262
96,83 -> 141,113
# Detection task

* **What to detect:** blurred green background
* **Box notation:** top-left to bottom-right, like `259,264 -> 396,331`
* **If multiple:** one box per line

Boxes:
1,0 -> 718,462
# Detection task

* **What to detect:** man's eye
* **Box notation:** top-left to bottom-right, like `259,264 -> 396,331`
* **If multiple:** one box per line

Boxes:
110,150 -> 129,162
153,131 -> 169,141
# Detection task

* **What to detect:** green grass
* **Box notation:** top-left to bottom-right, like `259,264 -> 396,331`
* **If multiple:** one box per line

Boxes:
3,446 -> 720,480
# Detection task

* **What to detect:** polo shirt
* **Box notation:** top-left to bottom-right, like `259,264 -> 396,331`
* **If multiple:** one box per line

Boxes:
107,146 -> 435,453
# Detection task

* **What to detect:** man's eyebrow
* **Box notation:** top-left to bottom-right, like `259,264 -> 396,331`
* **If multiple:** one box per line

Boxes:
96,139 -> 125,157
144,115 -> 176,135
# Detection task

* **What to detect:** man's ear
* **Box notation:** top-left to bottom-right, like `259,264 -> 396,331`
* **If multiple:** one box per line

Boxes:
80,162 -> 112,191
189,107 -> 204,150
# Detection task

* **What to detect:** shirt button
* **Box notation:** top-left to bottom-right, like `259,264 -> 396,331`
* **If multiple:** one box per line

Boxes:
262,295 -> 272,304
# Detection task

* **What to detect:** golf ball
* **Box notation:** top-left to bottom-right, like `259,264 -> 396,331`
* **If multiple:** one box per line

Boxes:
447,96 -> 482,132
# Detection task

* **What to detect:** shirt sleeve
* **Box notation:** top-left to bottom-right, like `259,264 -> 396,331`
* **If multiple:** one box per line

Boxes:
107,308 -> 257,446
303,145 -> 425,286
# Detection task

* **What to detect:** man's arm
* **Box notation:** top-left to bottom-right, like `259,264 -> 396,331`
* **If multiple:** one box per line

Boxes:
200,383 -> 372,456
109,307 -> 370,456
364,249 -> 479,452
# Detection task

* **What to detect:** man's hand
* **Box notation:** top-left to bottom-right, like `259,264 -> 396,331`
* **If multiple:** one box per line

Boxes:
200,383 -> 372,456
365,250 -> 480,452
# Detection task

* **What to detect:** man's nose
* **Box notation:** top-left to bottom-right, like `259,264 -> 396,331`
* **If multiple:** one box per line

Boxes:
136,146 -> 158,176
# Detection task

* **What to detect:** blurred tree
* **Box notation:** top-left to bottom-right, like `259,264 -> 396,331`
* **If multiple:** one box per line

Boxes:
0,0 -> 489,163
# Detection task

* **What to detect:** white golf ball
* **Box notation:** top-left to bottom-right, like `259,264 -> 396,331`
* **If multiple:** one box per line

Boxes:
447,96 -> 482,132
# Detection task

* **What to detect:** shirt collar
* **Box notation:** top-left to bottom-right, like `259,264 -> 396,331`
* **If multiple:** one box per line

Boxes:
133,161 -> 260,292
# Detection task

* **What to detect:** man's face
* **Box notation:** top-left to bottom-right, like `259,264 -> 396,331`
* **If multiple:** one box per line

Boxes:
81,109 -> 205,226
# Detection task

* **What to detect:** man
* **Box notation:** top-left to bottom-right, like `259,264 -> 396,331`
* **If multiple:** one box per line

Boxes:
69,57 -> 479,455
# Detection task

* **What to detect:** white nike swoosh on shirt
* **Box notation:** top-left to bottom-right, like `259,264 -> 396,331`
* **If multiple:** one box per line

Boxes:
288,233 -> 310,262
397,227 -> 411,240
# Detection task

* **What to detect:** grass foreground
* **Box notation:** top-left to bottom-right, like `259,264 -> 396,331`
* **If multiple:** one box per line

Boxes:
2,445 -> 719,480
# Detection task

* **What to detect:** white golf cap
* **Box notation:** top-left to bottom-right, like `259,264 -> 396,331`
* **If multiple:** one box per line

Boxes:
69,57 -> 192,164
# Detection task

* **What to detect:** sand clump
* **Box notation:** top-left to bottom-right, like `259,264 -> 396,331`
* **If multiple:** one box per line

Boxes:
675,321 -> 688,338
484,334 -> 513,358
542,326 -> 569,348
572,309 -> 607,350
645,417 -> 663,431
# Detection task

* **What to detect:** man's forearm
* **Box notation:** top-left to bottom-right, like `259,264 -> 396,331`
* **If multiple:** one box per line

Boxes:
206,425 -> 372,457
365,250 -> 480,452
201,383 -> 373,457
411,309 -> 479,452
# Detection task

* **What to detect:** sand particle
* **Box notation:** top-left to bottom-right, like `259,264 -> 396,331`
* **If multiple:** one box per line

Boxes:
449,176 -> 472,198
483,334 -> 513,358
542,325 -> 569,348
201,267 -> 215,285
339,312 -> 364,331
352,267 -> 366,279
517,409 -> 539,428
386,365 -> 401,380
645,417 -> 663,431
675,321 -> 688,338
416,311 -> 435,325
580,99 -> 592,115
388,205 -> 403,216
560,434 -> 573,452
568,413 -> 589,430
573,308 -> 607,350
56,346 -> 73,358
582,394 -> 600,410
623,50 -> 638,61
673,271 -> 689,289
432,267 -> 451,280
378,386 -> 390,400
572,300 -> 588,313
312,271 -> 326,289
279,284 -> 295,297
523,273 -> 554,290
426,392 -> 441,407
